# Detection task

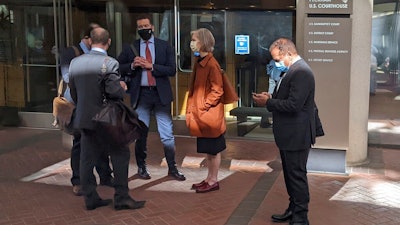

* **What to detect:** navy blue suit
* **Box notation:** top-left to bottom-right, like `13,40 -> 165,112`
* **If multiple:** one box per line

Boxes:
266,58 -> 315,224
118,38 -> 175,108
117,36 -> 178,170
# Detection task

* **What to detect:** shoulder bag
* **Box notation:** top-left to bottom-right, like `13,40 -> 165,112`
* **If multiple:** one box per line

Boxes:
52,80 -> 75,134
51,45 -> 81,134
220,69 -> 239,104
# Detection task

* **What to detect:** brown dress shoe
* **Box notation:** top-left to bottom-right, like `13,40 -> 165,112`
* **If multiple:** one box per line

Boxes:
72,185 -> 82,196
196,182 -> 220,193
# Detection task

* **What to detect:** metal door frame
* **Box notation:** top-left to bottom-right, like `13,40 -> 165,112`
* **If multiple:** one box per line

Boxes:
19,0 -> 69,128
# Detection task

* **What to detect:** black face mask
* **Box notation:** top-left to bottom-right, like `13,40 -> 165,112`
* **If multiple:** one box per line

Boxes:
138,28 -> 152,41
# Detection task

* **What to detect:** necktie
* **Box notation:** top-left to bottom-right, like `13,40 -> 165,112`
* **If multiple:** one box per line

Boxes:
145,41 -> 156,86
276,73 -> 286,91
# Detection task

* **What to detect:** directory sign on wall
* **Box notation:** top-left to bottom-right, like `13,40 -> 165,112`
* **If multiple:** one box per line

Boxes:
303,16 -> 352,150
304,17 -> 352,70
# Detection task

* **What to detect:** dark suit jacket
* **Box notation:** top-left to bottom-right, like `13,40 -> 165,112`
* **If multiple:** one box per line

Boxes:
266,58 -> 316,151
69,50 -> 125,130
60,44 -> 84,68
117,38 -> 176,108
59,44 -> 84,103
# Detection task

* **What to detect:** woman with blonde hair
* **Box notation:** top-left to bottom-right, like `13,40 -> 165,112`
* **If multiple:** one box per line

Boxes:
186,28 -> 226,193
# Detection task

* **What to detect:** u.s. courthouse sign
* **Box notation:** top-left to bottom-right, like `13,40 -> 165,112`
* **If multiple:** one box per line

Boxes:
305,0 -> 353,14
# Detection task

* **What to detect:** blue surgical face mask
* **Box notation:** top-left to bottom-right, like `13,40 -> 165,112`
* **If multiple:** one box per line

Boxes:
275,61 -> 289,73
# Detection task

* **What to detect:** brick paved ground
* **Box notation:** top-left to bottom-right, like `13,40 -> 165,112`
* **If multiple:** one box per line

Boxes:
1,127 -> 400,225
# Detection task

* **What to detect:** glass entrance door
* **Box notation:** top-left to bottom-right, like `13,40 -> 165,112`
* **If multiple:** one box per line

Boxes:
0,1 -> 68,127
22,4 -> 60,112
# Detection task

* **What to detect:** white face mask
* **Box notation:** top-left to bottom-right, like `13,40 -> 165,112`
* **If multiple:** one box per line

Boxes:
190,41 -> 199,52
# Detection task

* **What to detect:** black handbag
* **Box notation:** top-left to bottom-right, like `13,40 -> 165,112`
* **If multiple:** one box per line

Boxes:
92,74 -> 148,147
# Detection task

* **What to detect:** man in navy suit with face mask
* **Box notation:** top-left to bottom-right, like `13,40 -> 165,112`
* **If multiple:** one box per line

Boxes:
117,14 -> 185,181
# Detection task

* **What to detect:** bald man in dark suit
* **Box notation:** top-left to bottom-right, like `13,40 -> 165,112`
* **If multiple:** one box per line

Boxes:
69,27 -> 145,211
59,23 -> 113,196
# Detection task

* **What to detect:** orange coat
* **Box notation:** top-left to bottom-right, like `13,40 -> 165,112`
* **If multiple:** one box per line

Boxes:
186,53 -> 226,138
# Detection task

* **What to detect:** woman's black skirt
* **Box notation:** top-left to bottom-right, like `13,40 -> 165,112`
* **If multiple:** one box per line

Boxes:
197,134 -> 226,155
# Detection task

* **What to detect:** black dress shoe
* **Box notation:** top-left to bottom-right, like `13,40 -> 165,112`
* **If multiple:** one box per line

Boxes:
137,167 -> 151,179
100,177 -> 114,187
114,198 -> 146,210
85,198 -> 112,210
271,210 -> 293,222
168,168 -> 186,181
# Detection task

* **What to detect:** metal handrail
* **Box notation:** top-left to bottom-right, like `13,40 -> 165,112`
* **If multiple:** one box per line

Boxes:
20,63 -> 58,67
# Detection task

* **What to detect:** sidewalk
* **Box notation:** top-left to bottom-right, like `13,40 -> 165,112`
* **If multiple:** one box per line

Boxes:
1,127 -> 400,225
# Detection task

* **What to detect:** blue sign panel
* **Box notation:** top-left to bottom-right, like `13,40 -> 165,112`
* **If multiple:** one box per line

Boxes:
235,35 -> 250,55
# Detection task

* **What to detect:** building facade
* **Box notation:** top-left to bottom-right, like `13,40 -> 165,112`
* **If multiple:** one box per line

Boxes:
0,0 -> 398,170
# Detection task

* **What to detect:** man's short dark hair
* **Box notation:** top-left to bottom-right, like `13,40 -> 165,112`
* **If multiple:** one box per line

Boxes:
136,14 -> 152,24
83,23 -> 100,38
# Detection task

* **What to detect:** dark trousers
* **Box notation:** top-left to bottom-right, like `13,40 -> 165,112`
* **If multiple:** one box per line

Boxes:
70,131 -> 112,186
80,129 -> 130,203
280,148 -> 310,223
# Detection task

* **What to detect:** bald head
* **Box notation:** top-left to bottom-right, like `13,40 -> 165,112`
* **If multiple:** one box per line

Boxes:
90,27 -> 111,50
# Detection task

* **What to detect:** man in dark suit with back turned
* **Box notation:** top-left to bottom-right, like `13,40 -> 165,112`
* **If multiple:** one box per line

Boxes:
117,14 -> 185,181
69,27 -> 145,211
253,37 -> 316,225
59,23 -> 113,196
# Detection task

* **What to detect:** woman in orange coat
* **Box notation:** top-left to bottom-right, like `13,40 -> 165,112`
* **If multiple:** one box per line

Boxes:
186,28 -> 226,193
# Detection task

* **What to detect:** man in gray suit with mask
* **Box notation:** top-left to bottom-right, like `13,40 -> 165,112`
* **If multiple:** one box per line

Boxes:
69,27 -> 145,211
